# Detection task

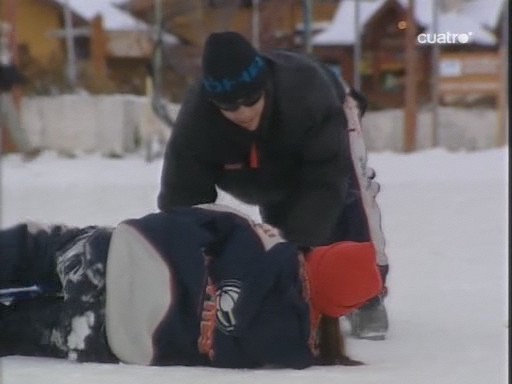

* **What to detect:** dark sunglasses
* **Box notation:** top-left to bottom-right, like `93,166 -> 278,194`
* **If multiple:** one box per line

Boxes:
211,91 -> 263,112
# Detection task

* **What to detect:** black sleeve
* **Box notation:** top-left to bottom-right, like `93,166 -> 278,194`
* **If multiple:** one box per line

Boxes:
158,139 -> 218,211
281,100 -> 350,246
157,89 -> 219,211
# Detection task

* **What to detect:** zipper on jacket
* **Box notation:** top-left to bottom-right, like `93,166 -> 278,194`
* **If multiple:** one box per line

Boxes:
249,142 -> 259,169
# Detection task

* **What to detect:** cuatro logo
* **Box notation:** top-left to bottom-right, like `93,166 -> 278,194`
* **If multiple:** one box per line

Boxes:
417,32 -> 473,44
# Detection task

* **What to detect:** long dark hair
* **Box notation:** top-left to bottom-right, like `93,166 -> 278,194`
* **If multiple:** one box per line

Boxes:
317,316 -> 363,366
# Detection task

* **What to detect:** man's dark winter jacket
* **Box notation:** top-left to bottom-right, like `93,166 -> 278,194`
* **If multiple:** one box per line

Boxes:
158,51 -> 351,246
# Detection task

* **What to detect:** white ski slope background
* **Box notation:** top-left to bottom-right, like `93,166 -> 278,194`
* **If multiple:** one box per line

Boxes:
0,146 -> 508,384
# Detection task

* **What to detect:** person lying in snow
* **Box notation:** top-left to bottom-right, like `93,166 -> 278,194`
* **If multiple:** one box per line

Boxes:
0,204 -> 381,368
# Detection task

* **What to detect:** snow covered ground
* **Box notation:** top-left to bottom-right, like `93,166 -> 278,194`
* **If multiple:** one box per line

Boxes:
0,146 -> 508,384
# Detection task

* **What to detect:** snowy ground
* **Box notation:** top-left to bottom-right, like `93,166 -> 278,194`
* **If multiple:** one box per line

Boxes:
0,146 -> 508,384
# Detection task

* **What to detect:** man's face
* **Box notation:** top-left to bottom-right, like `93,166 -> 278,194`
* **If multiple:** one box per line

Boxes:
217,93 -> 265,131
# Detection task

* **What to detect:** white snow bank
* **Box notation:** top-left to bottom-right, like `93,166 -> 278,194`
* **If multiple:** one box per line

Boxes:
19,95 -> 504,155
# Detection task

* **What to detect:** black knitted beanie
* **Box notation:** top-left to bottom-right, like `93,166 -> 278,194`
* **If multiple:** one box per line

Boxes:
202,31 -> 267,103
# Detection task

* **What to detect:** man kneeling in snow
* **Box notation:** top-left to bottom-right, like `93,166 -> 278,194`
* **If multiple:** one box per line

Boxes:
0,205 -> 381,368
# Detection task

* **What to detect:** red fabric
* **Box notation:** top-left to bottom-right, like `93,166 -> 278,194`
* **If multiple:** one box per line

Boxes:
249,142 -> 259,168
306,241 -> 382,318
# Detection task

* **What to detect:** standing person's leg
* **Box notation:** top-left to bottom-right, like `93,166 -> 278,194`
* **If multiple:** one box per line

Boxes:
333,93 -> 389,340
331,177 -> 389,340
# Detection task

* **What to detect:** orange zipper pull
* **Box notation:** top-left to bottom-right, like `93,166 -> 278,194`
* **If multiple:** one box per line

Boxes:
249,142 -> 259,169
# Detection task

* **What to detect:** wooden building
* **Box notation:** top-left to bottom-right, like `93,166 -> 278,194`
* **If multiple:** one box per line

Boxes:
122,0 -> 339,47
312,0 -> 505,109
1,0 -> 63,66
120,0 -> 340,99
0,0 -> 178,95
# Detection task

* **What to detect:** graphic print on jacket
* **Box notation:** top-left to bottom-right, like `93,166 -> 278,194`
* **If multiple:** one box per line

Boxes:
214,279 -> 241,334
50,227 -> 114,362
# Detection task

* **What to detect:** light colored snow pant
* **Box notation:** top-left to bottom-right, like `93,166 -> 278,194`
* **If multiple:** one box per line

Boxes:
343,92 -> 388,267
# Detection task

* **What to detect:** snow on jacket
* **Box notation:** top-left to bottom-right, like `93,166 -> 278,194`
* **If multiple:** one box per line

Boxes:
157,51 -> 351,246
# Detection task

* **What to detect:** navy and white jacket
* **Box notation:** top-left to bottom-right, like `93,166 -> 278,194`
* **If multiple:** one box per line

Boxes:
105,205 -> 316,368
1,206 -> 316,367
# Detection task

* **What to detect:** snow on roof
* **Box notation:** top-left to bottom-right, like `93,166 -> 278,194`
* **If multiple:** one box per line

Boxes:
312,0 -> 387,46
424,11 -> 497,45
53,0 -> 149,32
458,0 -> 504,30
295,21 -> 332,33
312,0 -> 503,47
52,0 -> 179,45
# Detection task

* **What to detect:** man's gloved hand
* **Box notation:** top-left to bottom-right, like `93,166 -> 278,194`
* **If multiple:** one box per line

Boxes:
378,264 -> 389,297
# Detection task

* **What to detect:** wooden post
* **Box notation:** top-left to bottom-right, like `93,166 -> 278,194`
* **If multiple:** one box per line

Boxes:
63,0 -> 77,87
302,0 -> 312,54
90,15 -> 107,78
2,0 -> 17,64
1,0 -> 20,154
431,0 -> 440,147
403,0 -> 417,152
153,0 -> 165,99
353,0 -> 361,90
496,3 -> 508,147
252,0 -> 260,50
9,0 -> 21,120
